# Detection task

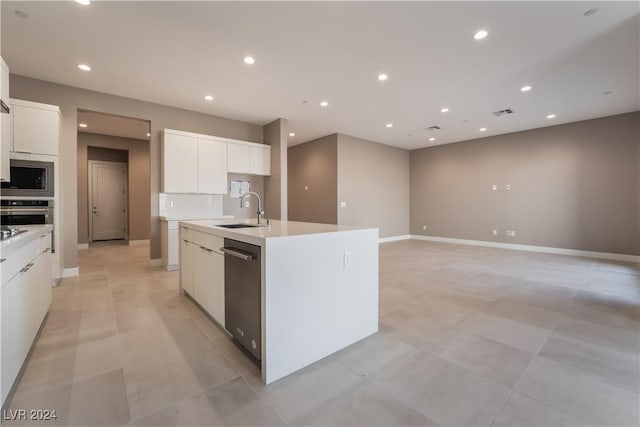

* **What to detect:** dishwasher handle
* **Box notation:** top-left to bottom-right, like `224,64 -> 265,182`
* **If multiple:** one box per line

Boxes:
220,247 -> 254,261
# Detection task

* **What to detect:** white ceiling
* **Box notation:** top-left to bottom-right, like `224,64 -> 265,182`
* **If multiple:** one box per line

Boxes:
2,1 -> 638,149
78,110 -> 150,141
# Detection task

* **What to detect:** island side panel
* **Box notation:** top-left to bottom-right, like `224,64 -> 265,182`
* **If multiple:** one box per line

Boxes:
263,228 -> 378,384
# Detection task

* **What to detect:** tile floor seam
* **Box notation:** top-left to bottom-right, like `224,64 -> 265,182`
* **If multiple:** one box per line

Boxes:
486,310 -> 559,427
237,375 -> 290,427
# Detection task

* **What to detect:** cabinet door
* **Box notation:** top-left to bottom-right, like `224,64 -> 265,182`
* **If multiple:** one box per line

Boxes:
162,132 -> 198,193
12,105 -> 59,155
206,251 -> 225,327
1,273 -> 22,405
0,58 -> 10,182
250,146 -> 271,176
198,138 -> 228,194
168,229 -> 179,268
193,245 -> 208,307
227,143 -> 251,174
180,240 -> 195,296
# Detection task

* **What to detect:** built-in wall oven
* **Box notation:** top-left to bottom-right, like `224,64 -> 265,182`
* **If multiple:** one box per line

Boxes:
0,200 -> 55,253
0,160 -> 54,198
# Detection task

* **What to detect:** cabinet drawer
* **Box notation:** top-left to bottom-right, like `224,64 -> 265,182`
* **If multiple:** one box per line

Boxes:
1,240 -> 38,286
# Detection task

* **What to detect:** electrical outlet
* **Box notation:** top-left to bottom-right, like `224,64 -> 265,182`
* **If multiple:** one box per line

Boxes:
304,185 -> 309,191
343,251 -> 352,268
506,184 -> 511,190
340,201 -> 347,208
422,225 -> 427,231
492,229 -> 498,236
245,200 -> 250,208
506,230 -> 516,237
492,184 -> 497,191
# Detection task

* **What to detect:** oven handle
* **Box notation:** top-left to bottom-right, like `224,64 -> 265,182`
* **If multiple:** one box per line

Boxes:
0,208 -> 50,214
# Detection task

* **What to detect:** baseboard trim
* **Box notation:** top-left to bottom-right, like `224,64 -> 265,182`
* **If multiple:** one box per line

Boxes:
129,239 -> 150,247
410,235 -> 640,263
61,267 -> 79,278
149,258 -> 162,267
77,243 -> 89,250
379,235 -> 411,243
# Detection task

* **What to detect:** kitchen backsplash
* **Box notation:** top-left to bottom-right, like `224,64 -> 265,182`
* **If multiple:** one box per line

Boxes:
159,193 -> 223,218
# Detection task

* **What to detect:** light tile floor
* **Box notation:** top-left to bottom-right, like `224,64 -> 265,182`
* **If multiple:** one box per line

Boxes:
4,240 -> 639,426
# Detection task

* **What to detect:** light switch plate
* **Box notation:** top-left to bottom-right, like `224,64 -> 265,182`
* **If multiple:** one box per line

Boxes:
340,201 -> 347,208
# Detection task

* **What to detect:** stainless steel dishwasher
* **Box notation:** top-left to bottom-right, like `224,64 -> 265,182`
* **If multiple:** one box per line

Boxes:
221,238 -> 261,364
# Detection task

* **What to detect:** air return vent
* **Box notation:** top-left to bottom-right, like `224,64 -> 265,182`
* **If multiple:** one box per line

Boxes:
493,108 -> 514,116
426,125 -> 441,131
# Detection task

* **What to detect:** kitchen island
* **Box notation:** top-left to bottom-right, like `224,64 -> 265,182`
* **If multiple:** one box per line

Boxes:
178,219 -> 378,384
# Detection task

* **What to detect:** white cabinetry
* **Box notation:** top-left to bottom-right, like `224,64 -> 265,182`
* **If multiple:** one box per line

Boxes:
227,142 -> 251,173
0,57 -> 10,182
198,138 -> 228,194
179,227 -> 225,327
11,99 -> 60,156
250,145 -> 271,175
162,130 -> 229,194
1,230 -> 52,405
162,131 -> 199,193
228,142 -> 271,176
180,238 -> 195,296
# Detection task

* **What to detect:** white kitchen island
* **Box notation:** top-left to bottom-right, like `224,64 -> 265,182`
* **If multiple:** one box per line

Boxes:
178,219 -> 378,384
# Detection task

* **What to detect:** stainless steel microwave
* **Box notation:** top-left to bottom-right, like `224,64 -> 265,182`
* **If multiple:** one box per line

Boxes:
0,159 -> 55,197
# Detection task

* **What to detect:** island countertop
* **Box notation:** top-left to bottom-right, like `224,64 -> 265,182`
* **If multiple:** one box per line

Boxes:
179,218 -> 375,246
1,224 -> 54,254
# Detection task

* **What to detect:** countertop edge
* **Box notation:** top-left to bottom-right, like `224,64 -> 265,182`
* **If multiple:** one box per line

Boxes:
1,224 -> 54,254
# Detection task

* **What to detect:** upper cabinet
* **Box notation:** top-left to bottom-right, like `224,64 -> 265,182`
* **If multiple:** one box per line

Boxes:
162,128 -> 270,195
228,142 -> 271,176
0,57 -> 10,181
11,99 -> 61,156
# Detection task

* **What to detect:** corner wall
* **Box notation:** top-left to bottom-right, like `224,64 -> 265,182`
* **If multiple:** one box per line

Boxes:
410,112 -> 640,255
287,134 -> 338,224
337,134 -> 410,238
264,118 -> 288,220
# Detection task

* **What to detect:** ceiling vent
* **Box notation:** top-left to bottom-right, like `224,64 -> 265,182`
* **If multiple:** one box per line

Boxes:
493,108 -> 514,116
426,125 -> 441,131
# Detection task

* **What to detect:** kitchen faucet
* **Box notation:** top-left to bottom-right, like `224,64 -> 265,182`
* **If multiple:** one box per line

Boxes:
240,191 -> 264,224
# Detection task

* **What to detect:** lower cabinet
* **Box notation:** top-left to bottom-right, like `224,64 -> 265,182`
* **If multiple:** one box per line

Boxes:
180,239 -> 195,296
180,229 -> 225,328
1,233 -> 52,406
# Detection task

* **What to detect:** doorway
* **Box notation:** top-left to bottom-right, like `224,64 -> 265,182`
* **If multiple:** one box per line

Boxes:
88,161 -> 128,241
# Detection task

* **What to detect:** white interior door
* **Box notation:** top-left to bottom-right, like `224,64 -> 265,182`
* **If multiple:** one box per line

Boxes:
90,161 -> 127,241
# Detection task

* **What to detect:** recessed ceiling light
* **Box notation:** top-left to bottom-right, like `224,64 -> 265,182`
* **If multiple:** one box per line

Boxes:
77,64 -> 91,71
429,137 -> 436,142
603,91 -> 612,95
146,133 -> 151,137
243,56 -> 255,65
385,123 -> 393,128
75,0 -> 90,5
378,73 -> 388,81
204,95 -> 214,101
546,114 -> 556,119
79,123 -> 88,128
520,85 -> 532,92
440,108 -> 449,113
14,10 -> 29,18
289,133 -> 295,137
584,8 -> 598,17
473,30 -> 488,40
320,101 -> 329,107
479,127 -> 487,132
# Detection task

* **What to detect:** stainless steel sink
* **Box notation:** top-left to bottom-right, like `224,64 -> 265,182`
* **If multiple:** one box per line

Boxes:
217,224 -> 258,229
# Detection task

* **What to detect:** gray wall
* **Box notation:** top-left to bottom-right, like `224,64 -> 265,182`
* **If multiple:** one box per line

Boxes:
410,112 -> 640,256
264,118 -> 288,220
337,134 -> 410,238
78,133 -> 150,245
10,75 -> 263,268
224,173 -> 264,219
288,134 -> 338,224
